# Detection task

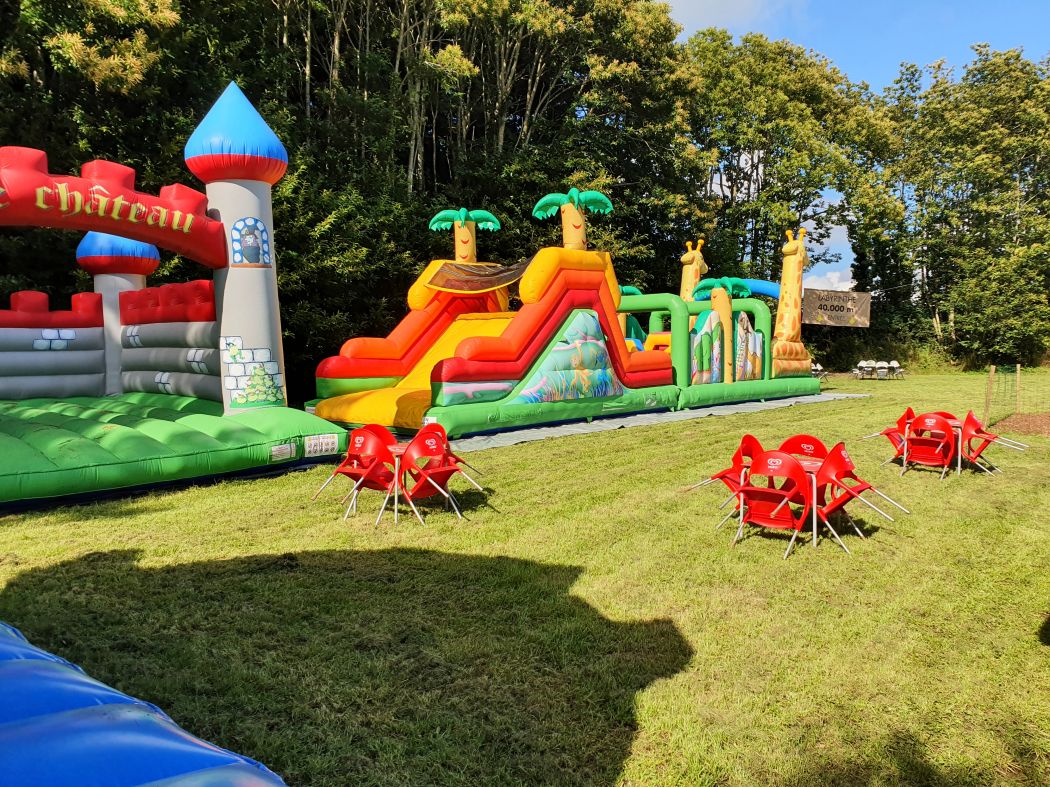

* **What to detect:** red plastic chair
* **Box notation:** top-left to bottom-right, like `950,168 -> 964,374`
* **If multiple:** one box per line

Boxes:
313,424 -> 398,503
313,427 -> 389,501
815,442 -> 909,540
873,406 -> 915,465
361,423 -> 398,445
964,410 -> 1028,463
418,423 -> 484,491
778,434 -> 829,460
902,414 -> 955,478
732,451 -> 815,559
691,434 -> 764,530
690,434 -> 763,493
400,430 -> 467,524
312,428 -> 399,521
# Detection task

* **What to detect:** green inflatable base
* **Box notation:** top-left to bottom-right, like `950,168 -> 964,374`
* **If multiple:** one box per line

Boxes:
0,393 -> 348,505
425,385 -> 682,438
675,376 -> 820,409
316,376 -> 401,399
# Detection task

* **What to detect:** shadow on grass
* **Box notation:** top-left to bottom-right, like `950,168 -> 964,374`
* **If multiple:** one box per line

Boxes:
785,728 -> 1048,786
1040,614 -> 1050,646
0,549 -> 691,786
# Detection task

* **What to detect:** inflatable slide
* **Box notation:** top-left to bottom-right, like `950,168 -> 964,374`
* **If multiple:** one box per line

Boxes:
313,232 -> 819,437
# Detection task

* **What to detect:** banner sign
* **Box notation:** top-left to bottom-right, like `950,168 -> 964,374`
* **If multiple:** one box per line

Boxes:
803,288 -> 870,327
0,146 -> 227,268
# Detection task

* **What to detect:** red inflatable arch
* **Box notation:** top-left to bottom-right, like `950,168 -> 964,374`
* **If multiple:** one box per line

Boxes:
0,147 -> 227,268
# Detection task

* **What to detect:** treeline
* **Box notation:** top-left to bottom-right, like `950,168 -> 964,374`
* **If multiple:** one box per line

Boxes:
1,1 -> 1048,400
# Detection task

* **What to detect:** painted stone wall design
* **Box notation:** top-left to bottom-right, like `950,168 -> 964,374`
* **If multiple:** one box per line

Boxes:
511,310 -> 623,404
221,335 -> 284,408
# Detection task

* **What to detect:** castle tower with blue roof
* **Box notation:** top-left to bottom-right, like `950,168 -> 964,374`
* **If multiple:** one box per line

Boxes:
185,82 -> 288,412
76,232 -> 163,395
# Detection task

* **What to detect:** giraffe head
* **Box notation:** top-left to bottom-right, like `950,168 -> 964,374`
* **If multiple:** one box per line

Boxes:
680,239 -> 708,272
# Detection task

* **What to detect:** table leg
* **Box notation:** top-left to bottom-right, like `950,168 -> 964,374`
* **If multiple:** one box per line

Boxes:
812,474 -> 818,547
394,455 -> 399,525
957,429 -> 962,475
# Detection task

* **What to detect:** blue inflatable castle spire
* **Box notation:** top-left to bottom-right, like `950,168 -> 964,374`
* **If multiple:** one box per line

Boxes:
185,82 -> 288,185
76,231 -> 162,395
185,82 -> 288,412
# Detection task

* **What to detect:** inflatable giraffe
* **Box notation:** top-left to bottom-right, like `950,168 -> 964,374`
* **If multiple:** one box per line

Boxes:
771,228 -> 813,377
679,239 -> 708,302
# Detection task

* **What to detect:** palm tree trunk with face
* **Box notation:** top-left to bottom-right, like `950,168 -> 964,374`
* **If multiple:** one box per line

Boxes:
560,203 -> 588,250
453,221 -> 477,262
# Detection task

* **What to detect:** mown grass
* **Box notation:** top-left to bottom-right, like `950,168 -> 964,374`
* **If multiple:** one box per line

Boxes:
1,372 -> 1048,786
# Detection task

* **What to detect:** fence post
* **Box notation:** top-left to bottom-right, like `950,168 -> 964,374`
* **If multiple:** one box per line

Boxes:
983,365 -> 996,425
1015,363 -> 1022,415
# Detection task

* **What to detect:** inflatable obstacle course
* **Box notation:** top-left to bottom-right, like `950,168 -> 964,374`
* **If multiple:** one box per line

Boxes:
0,83 -> 345,507
313,196 -> 818,436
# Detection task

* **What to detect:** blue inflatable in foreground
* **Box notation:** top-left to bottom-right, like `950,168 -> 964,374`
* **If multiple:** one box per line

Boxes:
0,622 -> 286,786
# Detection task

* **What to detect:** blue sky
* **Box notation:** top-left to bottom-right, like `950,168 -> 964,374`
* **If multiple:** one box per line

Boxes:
666,0 -> 1050,289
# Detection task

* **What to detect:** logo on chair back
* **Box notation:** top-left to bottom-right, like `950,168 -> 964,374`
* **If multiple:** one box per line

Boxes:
924,418 -> 936,426
353,436 -> 365,448
801,443 -> 815,454
767,457 -> 783,469
425,438 -> 439,450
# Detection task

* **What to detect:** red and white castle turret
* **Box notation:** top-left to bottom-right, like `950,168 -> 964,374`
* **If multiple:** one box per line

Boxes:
185,82 -> 289,412
76,232 -> 160,395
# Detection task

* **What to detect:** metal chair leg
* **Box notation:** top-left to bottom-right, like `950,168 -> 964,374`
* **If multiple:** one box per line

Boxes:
822,516 -> 851,555
715,509 -> 736,530
685,477 -> 715,491
424,476 -> 452,499
732,518 -> 746,545
854,494 -> 894,522
448,493 -> 463,520
312,473 -> 338,500
870,487 -> 909,514
404,495 -> 426,526
373,489 -> 392,525
459,470 -> 484,491
340,477 -> 367,505
783,529 -> 800,559
843,511 -> 866,539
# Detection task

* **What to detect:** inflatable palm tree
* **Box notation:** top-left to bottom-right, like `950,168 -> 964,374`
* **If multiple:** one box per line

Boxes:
429,207 -> 501,263
693,277 -> 752,300
532,187 -> 613,250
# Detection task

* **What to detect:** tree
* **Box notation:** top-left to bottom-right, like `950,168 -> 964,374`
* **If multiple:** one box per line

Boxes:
532,188 -> 613,250
428,207 -> 500,262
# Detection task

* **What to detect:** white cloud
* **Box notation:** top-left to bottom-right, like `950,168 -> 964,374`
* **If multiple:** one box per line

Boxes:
667,0 -> 809,35
804,267 -> 855,292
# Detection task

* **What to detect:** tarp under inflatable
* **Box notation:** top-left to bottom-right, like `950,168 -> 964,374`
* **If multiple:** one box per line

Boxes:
0,621 -> 286,786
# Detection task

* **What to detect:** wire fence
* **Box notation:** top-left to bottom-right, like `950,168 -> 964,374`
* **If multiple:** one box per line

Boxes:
983,364 -> 1050,426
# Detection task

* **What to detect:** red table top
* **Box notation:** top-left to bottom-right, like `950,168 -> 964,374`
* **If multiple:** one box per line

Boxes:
796,458 -> 822,473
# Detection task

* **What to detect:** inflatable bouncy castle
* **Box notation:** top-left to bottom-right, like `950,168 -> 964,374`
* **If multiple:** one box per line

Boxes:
0,83 -> 345,507
312,193 -> 818,437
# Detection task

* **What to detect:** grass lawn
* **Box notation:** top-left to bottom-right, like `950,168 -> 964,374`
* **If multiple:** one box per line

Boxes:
1,372 -> 1048,786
